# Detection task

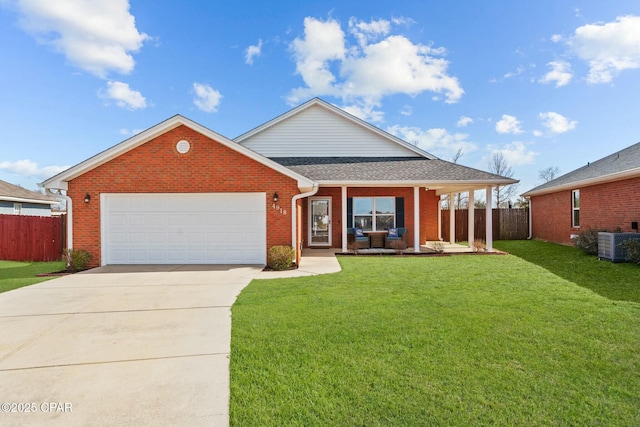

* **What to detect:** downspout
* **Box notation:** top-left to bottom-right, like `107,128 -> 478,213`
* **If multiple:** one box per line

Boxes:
527,196 -> 532,239
291,183 -> 319,264
46,188 -> 72,249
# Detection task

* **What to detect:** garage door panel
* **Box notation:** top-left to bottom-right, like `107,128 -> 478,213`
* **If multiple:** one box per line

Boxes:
103,193 -> 266,265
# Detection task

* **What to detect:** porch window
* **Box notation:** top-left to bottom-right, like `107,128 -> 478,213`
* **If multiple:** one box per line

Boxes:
572,190 -> 580,227
13,203 -> 22,215
353,197 -> 395,231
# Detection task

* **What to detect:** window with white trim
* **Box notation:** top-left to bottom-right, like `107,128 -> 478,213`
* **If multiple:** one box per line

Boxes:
572,190 -> 580,227
13,203 -> 22,215
353,197 -> 395,231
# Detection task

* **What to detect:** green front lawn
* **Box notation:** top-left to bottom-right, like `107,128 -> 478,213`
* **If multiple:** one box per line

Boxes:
0,260 -> 66,293
230,241 -> 640,426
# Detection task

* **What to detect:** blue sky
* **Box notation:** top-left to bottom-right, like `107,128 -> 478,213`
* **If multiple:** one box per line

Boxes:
1,0 -> 640,200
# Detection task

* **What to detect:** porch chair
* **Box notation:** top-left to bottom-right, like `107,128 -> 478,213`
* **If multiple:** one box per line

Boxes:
384,227 -> 407,248
347,227 -> 370,249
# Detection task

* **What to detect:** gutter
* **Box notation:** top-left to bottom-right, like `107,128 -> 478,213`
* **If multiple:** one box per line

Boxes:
46,188 -> 72,249
291,184 -> 319,263
526,196 -> 532,239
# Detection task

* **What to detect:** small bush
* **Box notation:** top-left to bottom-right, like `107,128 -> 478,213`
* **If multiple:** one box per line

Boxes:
573,228 -> 604,255
389,239 -> 408,250
472,239 -> 486,253
268,245 -> 295,270
431,241 -> 445,254
64,248 -> 93,272
620,239 -> 640,264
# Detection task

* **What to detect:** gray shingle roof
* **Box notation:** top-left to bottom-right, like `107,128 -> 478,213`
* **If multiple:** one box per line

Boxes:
0,179 -> 57,203
270,157 -> 516,183
523,142 -> 640,196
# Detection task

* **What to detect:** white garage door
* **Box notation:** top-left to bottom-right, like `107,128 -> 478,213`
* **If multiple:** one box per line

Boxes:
102,193 -> 266,265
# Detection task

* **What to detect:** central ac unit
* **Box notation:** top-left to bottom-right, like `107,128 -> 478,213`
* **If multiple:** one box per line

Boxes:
598,232 -> 640,262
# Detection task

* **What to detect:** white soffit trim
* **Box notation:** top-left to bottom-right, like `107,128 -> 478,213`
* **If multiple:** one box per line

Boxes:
522,167 -> 640,197
0,196 -> 59,205
234,98 -> 439,160
40,115 -> 315,190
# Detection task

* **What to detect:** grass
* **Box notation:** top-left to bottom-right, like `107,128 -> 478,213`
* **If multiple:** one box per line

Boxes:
494,240 -> 640,304
230,242 -> 640,426
0,260 -> 67,293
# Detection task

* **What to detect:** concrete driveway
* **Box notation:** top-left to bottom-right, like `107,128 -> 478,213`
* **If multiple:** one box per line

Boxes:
0,264 -> 262,427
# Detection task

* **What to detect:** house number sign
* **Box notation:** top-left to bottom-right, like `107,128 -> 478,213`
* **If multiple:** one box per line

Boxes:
272,204 -> 287,216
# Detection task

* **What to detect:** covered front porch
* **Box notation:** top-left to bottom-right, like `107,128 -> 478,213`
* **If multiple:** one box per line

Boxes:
303,185 -> 498,253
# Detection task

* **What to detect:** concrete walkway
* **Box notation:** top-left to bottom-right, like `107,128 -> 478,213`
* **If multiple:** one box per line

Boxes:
0,264 -> 262,427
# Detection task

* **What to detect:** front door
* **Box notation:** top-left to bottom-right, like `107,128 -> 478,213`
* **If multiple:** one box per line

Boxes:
309,197 -> 331,246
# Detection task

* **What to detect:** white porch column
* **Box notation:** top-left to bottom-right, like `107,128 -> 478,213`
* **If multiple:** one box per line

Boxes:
485,186 -> 493,252
341,186 -> 348,252
413,186 -> 420,252
449,192 -> 455,244
437,197 -> 442,241
468,190 -> 474,248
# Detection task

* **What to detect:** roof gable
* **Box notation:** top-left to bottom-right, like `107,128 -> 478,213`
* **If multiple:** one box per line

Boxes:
40,115 -> 315,191
524,142 -> 640,196
235,98 -> 436,159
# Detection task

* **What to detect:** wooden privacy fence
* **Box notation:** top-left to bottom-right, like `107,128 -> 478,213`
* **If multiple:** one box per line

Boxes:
0,214 -> 66,262
441,208 -> 529,242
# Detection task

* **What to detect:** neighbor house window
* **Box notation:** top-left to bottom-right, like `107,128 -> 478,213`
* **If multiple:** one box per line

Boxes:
572,190 -> 580,227
13,203 -> 22,215
353,197 -> 395,231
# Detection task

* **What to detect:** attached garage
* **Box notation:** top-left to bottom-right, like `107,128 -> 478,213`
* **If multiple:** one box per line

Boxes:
101,193 -> 266,265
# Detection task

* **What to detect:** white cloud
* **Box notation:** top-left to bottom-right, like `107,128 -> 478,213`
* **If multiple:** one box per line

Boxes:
101,81 -> 146,109
567,15 -> 640,84
341,99 -> 385,123
119,128 -> 144,136
457,116 -> 473,127
495,115 -> 523,134
13,0 -> 149,78
192,82 -> 222,113
487,142 -> 537,166
288,16 -> 463,121
387,125 -> 478,159
538,112 -> 577,133
400,105 -> 412,116
245,39 -> 263,65
0,159 -> 69,179
533,130 -> 543,137
551,34 -> 563,43
539,60 -> 573,87
504,66 -> 525,79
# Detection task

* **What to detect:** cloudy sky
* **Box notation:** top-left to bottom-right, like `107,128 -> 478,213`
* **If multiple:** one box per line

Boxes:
1,0 -> 639,197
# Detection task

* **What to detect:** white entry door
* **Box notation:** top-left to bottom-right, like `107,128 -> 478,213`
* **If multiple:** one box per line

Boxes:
101,193 -> 266,265
309,197 -> 331,246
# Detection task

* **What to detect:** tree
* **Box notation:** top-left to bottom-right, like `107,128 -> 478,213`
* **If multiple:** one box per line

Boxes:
538,166 -> 560,183
488,152 -> 519,208
451,148 -> 468,209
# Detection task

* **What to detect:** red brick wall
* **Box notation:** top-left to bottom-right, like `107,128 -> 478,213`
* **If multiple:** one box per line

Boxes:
301,187 -> 439,248
68,125 -> 300,266
531,176 -> 640,244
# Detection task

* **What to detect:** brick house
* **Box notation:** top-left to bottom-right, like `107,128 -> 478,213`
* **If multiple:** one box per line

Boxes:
523,142 -> 640,244
40,98 -> 516,267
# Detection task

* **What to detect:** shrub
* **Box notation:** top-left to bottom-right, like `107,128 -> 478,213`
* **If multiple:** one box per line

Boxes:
389,239 -> 408,251
64,248 -> 93,272
573,228 -> 604,255
620,239 -> 640,265
268,245 -> 295,270
472,239 -> 486,253
431,241 -> 445,254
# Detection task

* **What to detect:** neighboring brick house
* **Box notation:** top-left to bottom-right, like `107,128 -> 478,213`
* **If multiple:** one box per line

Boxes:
40,98 -> 515,267
523,142 -> 640,244
0,179 -> 58,216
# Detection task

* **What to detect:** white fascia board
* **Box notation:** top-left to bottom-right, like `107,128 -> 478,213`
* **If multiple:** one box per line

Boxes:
40,115 -> 315,192
317,179 -> 518,188
0,196 -> 59,205
234,98 -> 438,160
522,167 -> 640,197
